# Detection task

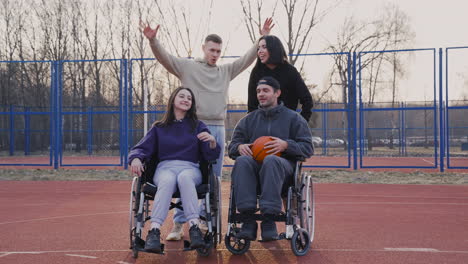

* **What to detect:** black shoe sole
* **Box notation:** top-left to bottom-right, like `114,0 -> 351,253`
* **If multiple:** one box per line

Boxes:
190,241 -> 205,249
144,246 -> 162,253
260,235 -> 278,242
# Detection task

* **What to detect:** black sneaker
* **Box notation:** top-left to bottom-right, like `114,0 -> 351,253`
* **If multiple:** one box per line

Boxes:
236,212 -> 258,241
261,215 -> 278,241
189,225 -> 205,249
144,228 -> 162,253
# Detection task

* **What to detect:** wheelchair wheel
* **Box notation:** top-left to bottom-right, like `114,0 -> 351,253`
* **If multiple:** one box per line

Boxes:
299,174 -> 315,243
290,229 -> 310,256
129,177 -> 141,258
224,229 -> 250,255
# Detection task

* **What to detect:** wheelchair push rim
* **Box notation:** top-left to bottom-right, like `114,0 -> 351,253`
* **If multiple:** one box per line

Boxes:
129,176 -> 142,258
299,173 -> 315,243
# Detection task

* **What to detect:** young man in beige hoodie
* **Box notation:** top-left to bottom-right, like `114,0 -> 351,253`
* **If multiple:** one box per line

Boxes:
139,18 -> 274,240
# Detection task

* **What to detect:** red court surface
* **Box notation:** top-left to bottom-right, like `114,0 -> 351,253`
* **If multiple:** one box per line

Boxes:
1,180 -> 467,263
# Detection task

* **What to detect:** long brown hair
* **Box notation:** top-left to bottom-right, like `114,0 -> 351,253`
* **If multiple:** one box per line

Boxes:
153,87 -> 198,132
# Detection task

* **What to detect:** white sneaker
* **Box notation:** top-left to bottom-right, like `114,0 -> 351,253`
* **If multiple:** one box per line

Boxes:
286,225 -> 294,239
166,222 -> 184,241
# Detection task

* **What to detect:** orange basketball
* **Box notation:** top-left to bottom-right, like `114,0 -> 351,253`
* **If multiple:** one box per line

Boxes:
250,136 -> 281,163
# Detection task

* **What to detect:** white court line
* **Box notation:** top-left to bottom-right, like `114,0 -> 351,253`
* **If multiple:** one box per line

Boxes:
319,202 -> 468,205
0,211 -> 126,225
384,248 -> 438,252
320,194 -> 468,199
0,252 -> 42,258
65,254 -> 97,259
420,158 -> 436,165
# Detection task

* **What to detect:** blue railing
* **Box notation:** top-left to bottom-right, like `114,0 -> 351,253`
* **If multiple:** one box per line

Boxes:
1,49 -> 467,170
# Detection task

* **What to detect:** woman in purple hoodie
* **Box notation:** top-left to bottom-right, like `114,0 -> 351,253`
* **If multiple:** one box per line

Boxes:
128,87 -> 220,253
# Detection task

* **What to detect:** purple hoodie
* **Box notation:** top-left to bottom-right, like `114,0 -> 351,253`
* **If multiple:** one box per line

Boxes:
128,119 -> 221,164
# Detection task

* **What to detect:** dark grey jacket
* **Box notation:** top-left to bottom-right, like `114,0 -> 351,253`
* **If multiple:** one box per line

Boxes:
228,103 -> 313,161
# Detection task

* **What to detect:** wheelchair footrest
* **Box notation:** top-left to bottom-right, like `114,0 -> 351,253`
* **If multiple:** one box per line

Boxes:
134,237 -> 165,255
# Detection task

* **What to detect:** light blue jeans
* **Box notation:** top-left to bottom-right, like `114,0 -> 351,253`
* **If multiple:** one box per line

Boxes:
151,160 -> 202,225
173,124 -> 225,224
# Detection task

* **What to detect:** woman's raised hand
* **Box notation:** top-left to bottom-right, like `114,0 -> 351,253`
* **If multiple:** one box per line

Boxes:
139,20 -> 160,41
260,17 -> 275,36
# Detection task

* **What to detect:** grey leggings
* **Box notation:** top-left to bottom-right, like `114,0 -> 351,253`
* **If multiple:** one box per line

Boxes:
151,160 -> 202,225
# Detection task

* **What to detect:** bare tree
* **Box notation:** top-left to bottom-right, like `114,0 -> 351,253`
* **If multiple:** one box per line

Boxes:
239,0 -> 278,43
325,5 -> 414,150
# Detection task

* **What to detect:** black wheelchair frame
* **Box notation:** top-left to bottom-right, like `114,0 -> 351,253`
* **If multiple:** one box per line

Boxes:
129,157 -> 222,257
224,161 -> 315,256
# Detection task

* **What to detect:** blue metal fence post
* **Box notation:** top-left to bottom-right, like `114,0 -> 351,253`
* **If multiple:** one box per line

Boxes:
399,102 -> 403,156
49,62 -> 54,166
128,60 -> 133,155
25,107 -> 30,155
401,102 -> 407,157
445,48 -> 450,169
87,106 -> 93,155
119,60 -> 124,166
353,52 -> 358,170
123,59 -> 129,169
322,103 -> 327,155
57,61 -> 64,167
9,105 -> 14,156
347,53 -> 352,168
53,61 -> 59,169
439,48 -> 444,172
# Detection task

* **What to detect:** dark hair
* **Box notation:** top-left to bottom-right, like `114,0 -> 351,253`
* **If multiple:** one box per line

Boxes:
153,87 -> 198,132
259,35 -> 287,65
205,34 -> 222,44
258,76 -> 281,92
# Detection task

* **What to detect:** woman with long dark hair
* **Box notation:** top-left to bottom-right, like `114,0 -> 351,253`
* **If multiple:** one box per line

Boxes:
247,35 -> 313,121
128,87 -> 220,253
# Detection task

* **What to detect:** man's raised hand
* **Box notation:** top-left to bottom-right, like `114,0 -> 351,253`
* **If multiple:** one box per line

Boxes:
139,20 -> 160,41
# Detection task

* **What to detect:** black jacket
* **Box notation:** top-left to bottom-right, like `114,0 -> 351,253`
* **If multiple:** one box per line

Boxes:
247,62 -> 313,121
228,103 -> 313,161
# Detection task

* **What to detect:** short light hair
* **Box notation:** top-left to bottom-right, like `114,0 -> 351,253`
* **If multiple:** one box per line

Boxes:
205,34 -> 222,44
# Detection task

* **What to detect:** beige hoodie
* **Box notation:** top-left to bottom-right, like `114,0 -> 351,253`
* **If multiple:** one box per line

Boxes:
150,38 -> 258,125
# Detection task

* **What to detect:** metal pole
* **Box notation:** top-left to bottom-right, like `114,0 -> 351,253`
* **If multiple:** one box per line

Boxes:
353,52 -> 358,170
9,105 -> 14,156
25,107 -> 30,155
439,48 -> 444,172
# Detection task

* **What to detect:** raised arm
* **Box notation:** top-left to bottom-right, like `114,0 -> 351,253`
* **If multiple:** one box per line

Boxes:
227,18 -> 275,80
139,21 -> 185,77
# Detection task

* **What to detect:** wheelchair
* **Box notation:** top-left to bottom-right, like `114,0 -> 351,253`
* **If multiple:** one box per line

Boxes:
224,160 -> 315,256
129,156 -> 222,257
